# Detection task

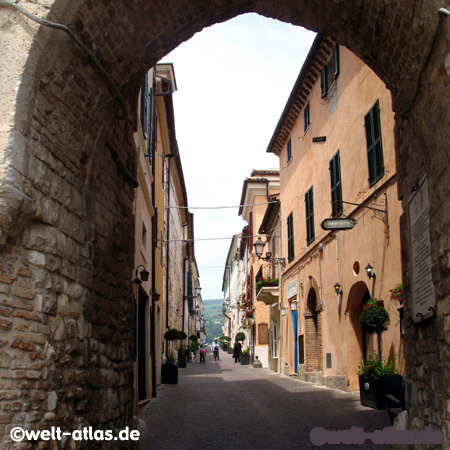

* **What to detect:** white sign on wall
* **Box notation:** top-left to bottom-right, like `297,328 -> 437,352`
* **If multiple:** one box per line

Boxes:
408,175 -> 436,323
287,280 -> 297,299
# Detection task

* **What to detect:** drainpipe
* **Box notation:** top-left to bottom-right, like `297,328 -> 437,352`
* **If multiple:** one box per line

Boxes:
165,153 -> 174,331
150,95 -> 157,398
318,243 -> 324,310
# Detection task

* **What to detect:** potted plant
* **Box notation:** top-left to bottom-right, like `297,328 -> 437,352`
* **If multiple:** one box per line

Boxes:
235,332 -> 245,342
177,344 -> 187,368
358,353 -> 403,410
389,283 -> 403,306
240,347 -> 250,365
162,328 -> 181,384
359,298 -> 390,358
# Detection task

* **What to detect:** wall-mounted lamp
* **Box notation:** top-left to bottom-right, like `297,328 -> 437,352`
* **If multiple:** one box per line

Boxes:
253,237 -> 286,267
334,282 -> 343,296
150,288 -> 160,301
133,265 -> 149,284
365,264 -> 376,280
281,307 -> 287,316
195,285 -> 202,297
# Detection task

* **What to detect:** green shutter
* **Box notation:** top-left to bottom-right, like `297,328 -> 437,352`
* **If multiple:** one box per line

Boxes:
305,187 -> 315,245
333,45 -> 339,79
365,100 -> 384,186
321,66 -> 328,98
287,213 -> 295,262
330,150 -> 343,218
140,74 -> 148,139
187,271 -> 193,315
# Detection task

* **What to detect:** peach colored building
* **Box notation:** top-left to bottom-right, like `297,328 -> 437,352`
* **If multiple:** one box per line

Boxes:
266,35 -> 404,391
238,170 -> 280,367
133,64 -> 201,408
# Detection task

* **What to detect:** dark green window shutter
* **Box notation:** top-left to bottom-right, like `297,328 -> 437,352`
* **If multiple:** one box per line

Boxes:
140,74 -> 148,139
333,45 -> 339,79
187,271 -> 193,315
365,100 -> 384,187
304,103 -> 310,132
287,212 -> 295,262
287,138 -> 292,163
330,150 -> 343,218
321,66 -> 328,98
305,187 -> 315,245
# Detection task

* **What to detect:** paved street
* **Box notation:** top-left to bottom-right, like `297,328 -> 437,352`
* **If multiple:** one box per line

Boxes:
138,350 -> 392,449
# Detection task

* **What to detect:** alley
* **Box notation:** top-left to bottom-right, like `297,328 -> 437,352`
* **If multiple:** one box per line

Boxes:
139,350 -> 392,450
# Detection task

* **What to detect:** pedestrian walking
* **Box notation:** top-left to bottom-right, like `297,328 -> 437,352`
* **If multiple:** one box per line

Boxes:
200,346 -> 206,363
212,338 -> 220,362
232,340 -> 242,363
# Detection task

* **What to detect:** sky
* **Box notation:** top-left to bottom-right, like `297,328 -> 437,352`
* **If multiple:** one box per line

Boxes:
160,13 -> 316,301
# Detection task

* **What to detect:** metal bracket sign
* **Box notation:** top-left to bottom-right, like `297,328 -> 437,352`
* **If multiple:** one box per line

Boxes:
321,217 -> 357,231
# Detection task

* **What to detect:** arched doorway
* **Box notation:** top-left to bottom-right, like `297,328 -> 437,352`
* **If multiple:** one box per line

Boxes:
346,282 -> 371,391
305,287 -> 322,374
0,0 -> 449,444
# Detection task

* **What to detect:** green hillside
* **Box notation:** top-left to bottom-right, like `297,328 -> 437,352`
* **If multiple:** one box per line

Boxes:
203,299 -> 225,344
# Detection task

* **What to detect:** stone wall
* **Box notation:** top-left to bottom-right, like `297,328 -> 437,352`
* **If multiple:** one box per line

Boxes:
0,0 -> 449,447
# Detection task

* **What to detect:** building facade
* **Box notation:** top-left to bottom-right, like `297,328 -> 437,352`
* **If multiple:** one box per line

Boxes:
238,170 -> 280,367
266,35 -> 404,391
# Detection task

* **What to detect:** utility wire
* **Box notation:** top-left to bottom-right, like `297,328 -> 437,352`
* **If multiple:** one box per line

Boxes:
167,201 -> 278,210
164,234 -> 280,243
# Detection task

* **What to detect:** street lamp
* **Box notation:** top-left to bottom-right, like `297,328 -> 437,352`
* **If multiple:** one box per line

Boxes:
133,265 -> 149,284
334,282 -> 343,296
253,237 -> 286,267
365,263 -> 376,280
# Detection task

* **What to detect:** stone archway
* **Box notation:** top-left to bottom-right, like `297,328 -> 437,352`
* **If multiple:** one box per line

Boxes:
0,0 -> 449,445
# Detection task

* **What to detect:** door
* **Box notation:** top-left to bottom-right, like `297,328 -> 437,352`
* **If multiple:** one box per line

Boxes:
137,288 -> 148,401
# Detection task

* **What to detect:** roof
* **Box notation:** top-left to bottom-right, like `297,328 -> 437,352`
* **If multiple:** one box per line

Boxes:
266,34 -> 336,155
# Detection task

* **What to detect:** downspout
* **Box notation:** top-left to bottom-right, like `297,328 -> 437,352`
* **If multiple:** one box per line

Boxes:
165,153 -> 173,331
182,256 -> 188,334
150,87 -> 157,398
318,243 -> 324,310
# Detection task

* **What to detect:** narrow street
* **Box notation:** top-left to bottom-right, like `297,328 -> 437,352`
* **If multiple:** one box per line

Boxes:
139,350 -> 392,449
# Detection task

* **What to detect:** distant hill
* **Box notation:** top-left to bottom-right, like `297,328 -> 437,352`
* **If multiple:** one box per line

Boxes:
203,299 -> 225,344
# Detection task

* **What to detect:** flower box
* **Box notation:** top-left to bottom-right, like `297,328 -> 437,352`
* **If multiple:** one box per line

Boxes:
161,363 -> 178,384
359,374 -> 404,410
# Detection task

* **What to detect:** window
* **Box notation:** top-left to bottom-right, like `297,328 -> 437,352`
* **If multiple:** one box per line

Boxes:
271,323 -> 278,358
140,74 -> 148,138
287,212 -> 295,262
321,44 -> 340,98
305,187 -> 315,245
365,100 -> 385,186
287,138 -> 292,163
329,150 -> 343,218
304,102 -> 310,132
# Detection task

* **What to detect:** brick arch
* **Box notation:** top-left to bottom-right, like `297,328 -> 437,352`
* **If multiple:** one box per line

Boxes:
305,280 -> 322,372
0,0 -> 449,444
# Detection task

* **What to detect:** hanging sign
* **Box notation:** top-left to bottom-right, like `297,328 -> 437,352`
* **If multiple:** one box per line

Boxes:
321,218 -> 356,230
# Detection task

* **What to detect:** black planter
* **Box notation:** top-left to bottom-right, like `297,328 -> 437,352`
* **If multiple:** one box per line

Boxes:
359,374 -> 404,410
178,354 -> 187,368
161,363 -> 178,384
227,347 -> 233,354
240,354 -> 250,365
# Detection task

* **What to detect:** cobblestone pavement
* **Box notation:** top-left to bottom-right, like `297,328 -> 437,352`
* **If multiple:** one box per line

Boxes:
138,350 -> 392,449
